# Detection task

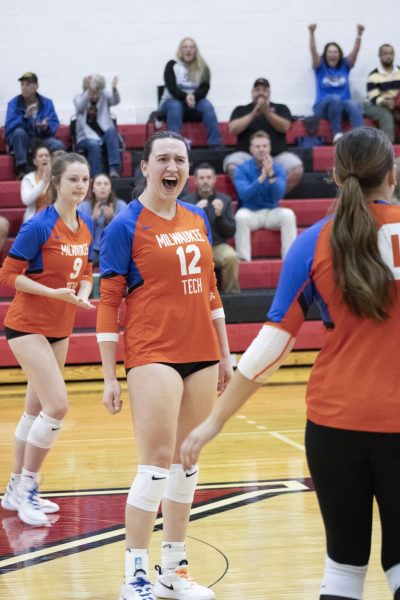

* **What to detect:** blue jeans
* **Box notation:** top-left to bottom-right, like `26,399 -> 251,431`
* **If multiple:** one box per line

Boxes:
313,95 -> 363,135
8,127 -> 64,166
76,126 -> 121,177
160,98 -> 221,146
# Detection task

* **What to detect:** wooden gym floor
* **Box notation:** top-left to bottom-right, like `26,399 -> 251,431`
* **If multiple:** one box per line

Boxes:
0,354 -> 391,599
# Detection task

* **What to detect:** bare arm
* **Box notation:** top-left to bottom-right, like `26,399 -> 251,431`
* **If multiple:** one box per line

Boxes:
346,24 -> 365,68
98,340 -> 122,415
308,23 -> 320,69
212,316 -> 233,394
262,104 -> 291,134
229,107 -> 258,135
180,369 -> 261,469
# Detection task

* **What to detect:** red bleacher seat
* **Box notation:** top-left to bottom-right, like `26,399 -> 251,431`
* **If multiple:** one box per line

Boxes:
0,156 -> 15,181
0,181 -> 22,207
56,125 -> 71,148
118,124 -> 147,149
279,198 -> 334,226
146,122 -> 236,147
239,259 -> 282,288
1,207 -> 24,236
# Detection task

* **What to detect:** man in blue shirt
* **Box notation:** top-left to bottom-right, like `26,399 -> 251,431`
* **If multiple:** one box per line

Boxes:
5,72 -> 64,179
233,131 -> 296,261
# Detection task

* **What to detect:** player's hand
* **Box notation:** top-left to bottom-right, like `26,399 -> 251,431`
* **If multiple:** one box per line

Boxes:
217,356 -> 233,395
75,295 -> 96,309
103,378 -> 122,415
180,415 -> 222,470
49,287 -> 79,302
357,24 -> 365,36
111,75 -> 118,90
308,23 -> 317,33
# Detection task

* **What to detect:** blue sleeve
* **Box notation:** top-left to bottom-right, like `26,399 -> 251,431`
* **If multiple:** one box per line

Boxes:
99,202 -> 143,290
268,217 -> 330,326
41,99 -> 59,135
9,215 -> 52,261
5,98 -> 24,138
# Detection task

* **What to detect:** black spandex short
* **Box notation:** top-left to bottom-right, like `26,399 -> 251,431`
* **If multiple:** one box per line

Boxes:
126,360 -> 219,379
306,419 -> 400,570
4,326 -> 67,345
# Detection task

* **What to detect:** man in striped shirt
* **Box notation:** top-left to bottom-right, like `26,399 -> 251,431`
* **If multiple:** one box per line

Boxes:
364,44 -> 400,142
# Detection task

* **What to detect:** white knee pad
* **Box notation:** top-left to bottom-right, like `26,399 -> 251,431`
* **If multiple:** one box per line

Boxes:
15,413 -> 36,442
26,411 -> 63,449
163,464 -> 199,504
127,465 -> 169,512
386,563 -> 400,595
320,556 -> 368,600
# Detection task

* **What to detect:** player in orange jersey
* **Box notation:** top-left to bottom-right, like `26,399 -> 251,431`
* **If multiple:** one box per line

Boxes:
0,152 -> 95,527
182,127 -> 400,600
96,131 -> 232,600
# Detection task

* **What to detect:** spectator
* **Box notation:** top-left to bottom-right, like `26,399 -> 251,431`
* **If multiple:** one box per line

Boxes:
183,162 -> 240,294
5,72 -> 64,179
79,173 -> 127,267
308,23 -> 364,143
74,74 -> 121,178
233,131 -> 296,261
364,44 -> 400,143
393,157 -> 400,204
223,78 -> 304,193
159,37 -> 222,147
0,216 -> 10,257
20,142 -> 51,223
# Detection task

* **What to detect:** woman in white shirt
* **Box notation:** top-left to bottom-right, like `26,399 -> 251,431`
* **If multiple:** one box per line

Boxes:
20,143 -> 51,223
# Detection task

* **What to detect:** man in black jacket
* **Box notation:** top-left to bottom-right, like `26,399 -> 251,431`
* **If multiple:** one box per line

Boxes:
183,163 -> 240,293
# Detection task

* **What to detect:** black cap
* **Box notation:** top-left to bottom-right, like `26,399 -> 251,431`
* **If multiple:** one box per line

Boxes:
18,72 -> 38,83
253,78 -> 270,88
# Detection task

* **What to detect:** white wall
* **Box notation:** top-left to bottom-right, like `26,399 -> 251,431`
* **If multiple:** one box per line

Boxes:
0,0 -> 398,126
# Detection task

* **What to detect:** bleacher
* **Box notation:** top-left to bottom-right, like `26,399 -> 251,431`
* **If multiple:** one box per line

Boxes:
1,119 -> 399,367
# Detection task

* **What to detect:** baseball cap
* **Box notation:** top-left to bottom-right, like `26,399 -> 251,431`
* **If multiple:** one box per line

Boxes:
18,72 -> 38,83
253,78 -> 270,88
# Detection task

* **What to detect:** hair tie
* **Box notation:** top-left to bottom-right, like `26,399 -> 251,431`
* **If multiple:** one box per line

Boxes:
346,172 -> 359,181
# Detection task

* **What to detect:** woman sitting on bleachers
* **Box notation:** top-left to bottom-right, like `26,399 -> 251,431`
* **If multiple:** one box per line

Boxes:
20,142 -> 51,223
79,173 -> 126,267
308,23 -> 364,144
159,37 -> 222,148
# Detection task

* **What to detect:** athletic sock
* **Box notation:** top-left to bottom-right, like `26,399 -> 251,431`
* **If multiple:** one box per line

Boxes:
161,541 -> 186,571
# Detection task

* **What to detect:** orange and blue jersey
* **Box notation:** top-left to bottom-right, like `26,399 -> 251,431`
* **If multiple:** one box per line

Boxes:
0,205 -> 93,338
96,198 -> 223,368
267,201 -> 400,433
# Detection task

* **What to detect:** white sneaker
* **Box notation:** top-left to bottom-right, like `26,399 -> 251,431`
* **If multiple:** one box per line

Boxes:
119,572 -> 155,599
333,132 -> 344,144
18,484 -> 50,527
154,561 -> 215,600
1,480 -> 59,514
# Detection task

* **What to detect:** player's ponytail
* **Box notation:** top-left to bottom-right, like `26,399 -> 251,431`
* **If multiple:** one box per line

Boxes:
330,127 -> 395,320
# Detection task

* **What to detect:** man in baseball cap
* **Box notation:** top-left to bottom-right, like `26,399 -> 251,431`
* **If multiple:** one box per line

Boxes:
223,77 -> 303,194
18,72 -> 38,83
5,72 -> 64,178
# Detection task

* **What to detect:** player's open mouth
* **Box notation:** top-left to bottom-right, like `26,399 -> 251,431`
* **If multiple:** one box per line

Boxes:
162,177 -> 178,190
